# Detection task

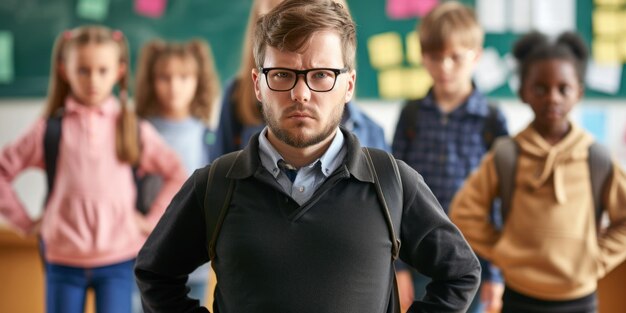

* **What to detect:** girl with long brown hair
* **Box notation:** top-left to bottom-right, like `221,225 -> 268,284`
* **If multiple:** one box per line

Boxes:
134,38 -> 221,307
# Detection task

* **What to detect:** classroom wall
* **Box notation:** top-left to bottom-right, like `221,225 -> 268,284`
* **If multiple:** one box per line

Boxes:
1,97 -> 625,219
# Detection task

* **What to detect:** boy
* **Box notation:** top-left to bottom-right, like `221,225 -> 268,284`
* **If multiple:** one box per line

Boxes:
392,2 -> 508,312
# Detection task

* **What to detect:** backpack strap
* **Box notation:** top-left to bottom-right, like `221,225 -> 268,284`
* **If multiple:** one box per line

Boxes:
493,138 -> 612,228
491,136 -> 518,223
132,122 -> 147,214
205,151 -> 241,262
402,100 -> 420,142
362,147 -> 402,260
482,103 -> 500,150
588,142 -> 612,226
43,110 -> 64,203
363,147 -> 403,313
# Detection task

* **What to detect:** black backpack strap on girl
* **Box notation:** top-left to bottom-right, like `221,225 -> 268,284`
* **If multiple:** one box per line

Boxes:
204,151 -> 241,262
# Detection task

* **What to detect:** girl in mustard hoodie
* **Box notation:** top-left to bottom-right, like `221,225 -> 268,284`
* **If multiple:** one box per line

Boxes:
450,31 -> 626,313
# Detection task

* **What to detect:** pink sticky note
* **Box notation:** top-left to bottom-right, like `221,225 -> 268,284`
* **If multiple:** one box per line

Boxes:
387,0 -> 439,19
135,0 -> 167,18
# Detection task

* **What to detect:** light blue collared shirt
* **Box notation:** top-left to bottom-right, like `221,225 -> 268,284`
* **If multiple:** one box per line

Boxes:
258,127 -> 346,205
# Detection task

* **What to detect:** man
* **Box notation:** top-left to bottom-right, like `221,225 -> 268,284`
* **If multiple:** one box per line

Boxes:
135,0 -> 480,312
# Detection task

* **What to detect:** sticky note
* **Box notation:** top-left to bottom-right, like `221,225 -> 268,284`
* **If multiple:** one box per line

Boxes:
594,0 -> 625,5
593,38 -> 620,64
378,68 -> 406,99
531,0 -> 575,36
511,0 -> 531,33
0,31 -> 14,83
377,68 -> 432,99
367,32 -> 404,70
593,9 -> 621,36
476,0 -> 507,33
406,31 -> 422,66
77,0 -> 110,21
474,47 -> 509,93
404,67 -> 433,99
135,0 -> 167,18
585,60 -> 623,94
387,0 -> 438,19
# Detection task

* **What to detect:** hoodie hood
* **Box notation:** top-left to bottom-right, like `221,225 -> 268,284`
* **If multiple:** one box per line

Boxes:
515,122 -> 594,204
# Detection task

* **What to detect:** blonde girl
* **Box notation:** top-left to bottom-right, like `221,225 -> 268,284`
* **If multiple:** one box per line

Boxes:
0,25 -> 186,313
134,38 -> 221,307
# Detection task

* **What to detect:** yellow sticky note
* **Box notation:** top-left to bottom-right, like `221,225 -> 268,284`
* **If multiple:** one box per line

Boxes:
367,32 -> 404,69
593,38 -> 620,64
378,68 -> 406,99
404,67 -> 433,99
406,31 -> 422,66
593,9 -> 621,36
594,0 -> 625,5
377,67 -> 433,99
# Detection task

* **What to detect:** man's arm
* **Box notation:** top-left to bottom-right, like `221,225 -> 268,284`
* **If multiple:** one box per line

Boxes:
396,161 -> 481,312
135,167 -> 211,313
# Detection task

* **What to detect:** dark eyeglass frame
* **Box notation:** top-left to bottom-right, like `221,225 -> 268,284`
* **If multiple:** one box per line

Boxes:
260,67 -> 349,92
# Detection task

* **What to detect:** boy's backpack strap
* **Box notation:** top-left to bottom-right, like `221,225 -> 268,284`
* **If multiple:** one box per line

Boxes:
43,110 -> 64,203
588,142 -> 612,224
205,151 -> 241,262
401,100 -> 420,142
492,136 -> 518,222
483,103 -> 500,150
362,147 -> 402,261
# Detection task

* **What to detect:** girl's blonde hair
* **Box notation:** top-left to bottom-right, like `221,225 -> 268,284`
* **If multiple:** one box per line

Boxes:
44,25 -> 140,165
135,39 -> 220,124
233,0 -> 349,126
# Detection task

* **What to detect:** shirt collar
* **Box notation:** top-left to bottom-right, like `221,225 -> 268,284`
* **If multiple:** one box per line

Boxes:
258,126 -> 345,178
228,126 -> 374,184
421,82 -> 491,117
64,96 -> 120,116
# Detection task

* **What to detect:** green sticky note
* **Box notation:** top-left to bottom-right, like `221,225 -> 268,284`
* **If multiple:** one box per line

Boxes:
0,31 -> 14,83
77,0 -> 110,21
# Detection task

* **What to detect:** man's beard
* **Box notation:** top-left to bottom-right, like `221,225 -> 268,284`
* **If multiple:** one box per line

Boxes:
262,100 -> 344,148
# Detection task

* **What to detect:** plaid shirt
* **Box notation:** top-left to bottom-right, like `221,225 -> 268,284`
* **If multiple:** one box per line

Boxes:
392,88 -> 508,213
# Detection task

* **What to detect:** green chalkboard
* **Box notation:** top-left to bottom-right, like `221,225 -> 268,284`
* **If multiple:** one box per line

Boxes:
0,0 -> 252,97
350,0 -> 625,99
0,0 -> 624,99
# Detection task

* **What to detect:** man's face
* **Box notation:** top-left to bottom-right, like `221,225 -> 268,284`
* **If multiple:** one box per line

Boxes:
252,31 -> 355,148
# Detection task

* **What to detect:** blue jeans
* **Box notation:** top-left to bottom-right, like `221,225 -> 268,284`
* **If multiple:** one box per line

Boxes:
46,259 -> 134,313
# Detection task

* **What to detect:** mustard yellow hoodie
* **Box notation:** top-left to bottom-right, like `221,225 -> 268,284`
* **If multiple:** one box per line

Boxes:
450,122 -> 626,301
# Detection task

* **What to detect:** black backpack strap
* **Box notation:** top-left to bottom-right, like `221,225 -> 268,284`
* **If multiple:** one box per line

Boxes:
362,147 -> 402,260
588,142 -> 612,226
205,151 -> 241,262
482,102 -> 500,150
402,100 -> 420,142
44,111 -> 64,203
492,136 -> 518,223
363,147 -> 403,313
132,121 -> 147,214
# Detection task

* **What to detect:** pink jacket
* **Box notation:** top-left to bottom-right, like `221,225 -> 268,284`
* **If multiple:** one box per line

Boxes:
0,97 -> 187,267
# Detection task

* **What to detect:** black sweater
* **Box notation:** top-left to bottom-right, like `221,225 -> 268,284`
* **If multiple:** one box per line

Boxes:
135,129 -> 480,313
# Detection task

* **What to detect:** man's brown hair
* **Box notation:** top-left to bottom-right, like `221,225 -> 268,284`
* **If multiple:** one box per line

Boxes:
253,0 -> 356,70
418,1 -> 484,53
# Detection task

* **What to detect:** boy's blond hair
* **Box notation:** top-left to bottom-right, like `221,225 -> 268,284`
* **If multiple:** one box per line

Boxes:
418,1 -> 483,53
